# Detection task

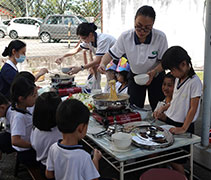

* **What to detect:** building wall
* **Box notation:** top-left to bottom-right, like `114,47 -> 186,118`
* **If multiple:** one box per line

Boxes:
103,0 -> 204,67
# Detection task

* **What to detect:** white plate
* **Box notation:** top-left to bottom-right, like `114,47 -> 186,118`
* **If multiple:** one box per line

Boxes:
109,144 -> 131,153
160,125 -> 175,131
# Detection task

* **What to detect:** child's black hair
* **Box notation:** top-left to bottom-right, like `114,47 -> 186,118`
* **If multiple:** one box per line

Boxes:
33,92 -> 61,131
77,22 -> 97,37
0,92 -> 9,105
2,40 -> 26,57
164,72 -> 175,83
15,71 -> 35,83
161,46 -> 195,78
56,99 -> 90,133
135,5 -> 156,20
118,71 -> 129,83
10,76 -> 36,112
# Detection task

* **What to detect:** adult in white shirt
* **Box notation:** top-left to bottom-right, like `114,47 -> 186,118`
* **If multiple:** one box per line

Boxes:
56,22 -> 116,89
98,5 -> 168,111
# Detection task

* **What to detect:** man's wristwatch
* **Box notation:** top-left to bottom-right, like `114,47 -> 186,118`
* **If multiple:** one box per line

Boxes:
81,65 -> 85,71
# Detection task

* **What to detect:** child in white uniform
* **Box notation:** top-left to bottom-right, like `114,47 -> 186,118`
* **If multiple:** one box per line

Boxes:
104,61 -> 117,93
46,99 -> 101,180
10,76 -> 38,166
153,72 -> 175,120
161,46 -> 202,175
115,57 -> 130,94
30,92 -> 62,177
0,93 -> 15,160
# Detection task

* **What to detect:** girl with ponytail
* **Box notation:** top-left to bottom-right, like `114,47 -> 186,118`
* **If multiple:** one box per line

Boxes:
161,46 -> 202,175
0,40 -> 48,99
10,76 -> 38,166
56,22 -> 116,89
0,40 -> 26,98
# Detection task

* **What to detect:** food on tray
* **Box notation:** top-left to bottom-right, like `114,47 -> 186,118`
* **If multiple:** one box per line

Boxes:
123,122 -> 150,133
68,93 -> 94,111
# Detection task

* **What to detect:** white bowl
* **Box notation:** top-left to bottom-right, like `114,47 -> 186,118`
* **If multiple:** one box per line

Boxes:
134,74 -> 149,85
111,132 -> 132,150
61,67 -> 71,74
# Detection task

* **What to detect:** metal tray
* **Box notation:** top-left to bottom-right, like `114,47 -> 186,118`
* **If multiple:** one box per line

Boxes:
131,125 -> 174,150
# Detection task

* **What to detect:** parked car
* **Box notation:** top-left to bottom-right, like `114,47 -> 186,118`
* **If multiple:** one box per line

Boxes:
39,14 -> 88,43
7,17 -> 43,39
0,19 -> 10,38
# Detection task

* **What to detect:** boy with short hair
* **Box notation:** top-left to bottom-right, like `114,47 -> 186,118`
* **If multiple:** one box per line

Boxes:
45,99 -> 101,180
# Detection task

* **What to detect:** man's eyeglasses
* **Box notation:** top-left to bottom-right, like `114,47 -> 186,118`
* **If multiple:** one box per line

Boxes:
135,25 -> 152,33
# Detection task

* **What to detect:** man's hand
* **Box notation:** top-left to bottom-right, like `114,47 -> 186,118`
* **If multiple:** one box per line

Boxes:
98,64 -> 106,74
68,66 -> 81,75
93,149 -> 102,161
169,127 -> 186,135
146,69 -> 157,85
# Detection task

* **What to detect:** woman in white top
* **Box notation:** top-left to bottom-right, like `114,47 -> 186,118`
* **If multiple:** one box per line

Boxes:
98,5 -> 168,110
56,22 -> 116,89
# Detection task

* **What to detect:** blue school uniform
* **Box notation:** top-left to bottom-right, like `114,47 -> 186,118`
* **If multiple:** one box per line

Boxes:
0,61 -> 18,98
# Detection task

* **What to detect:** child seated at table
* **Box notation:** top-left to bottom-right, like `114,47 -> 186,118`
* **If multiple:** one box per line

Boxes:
10,76 -> 39,167
103,61 -> 117,93
115,57 -> 130,94
45,99 -> 102,180
161,46 -> 202,175
153,72 -> 175,120
0,93 -> 15,160
30,92 -> 62,177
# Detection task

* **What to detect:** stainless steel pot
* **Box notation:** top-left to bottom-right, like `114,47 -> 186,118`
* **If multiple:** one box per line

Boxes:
50,74 -> 74,84
92,93 -> 130,110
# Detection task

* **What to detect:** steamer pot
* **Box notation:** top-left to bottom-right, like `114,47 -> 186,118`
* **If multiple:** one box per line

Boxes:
92,93 -> 130,110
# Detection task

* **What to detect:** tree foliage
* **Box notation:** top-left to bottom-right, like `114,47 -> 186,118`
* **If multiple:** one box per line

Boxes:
0,0 -> 101,19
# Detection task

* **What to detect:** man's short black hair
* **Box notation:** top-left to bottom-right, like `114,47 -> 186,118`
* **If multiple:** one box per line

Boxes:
56,99 -> 90,133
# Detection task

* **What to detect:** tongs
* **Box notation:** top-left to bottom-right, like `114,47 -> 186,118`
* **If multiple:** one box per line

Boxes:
92,130 -> 107,138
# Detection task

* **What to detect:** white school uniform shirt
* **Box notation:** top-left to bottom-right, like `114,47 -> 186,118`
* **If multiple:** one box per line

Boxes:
6,60 -> 18,71
10,106 -> 34,151
30,126 -> 62,166
80,32 -> 116,56
109,28 -> 168,74
46,141 -> 100,180
115,81 -> 128,94
165,75 -> 202,123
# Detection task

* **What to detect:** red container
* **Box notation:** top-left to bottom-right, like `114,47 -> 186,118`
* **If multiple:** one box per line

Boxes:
58,87 -> 82,96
